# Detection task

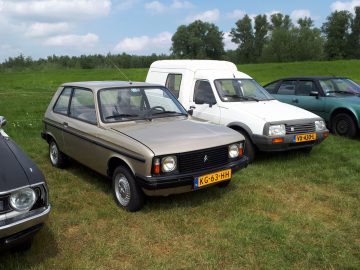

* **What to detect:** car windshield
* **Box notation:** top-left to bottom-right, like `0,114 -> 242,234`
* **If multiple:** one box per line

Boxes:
320,78 -> 360,96
98,86 -> 187,123
214,79 -> 274,102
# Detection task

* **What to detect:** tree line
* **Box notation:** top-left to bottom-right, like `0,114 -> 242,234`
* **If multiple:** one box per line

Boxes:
1,7 -> 359,70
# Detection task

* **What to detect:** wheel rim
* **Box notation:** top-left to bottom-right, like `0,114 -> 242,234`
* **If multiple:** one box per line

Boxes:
50,142 -> 59,165
336,118 -> 350,135
114,173 -> 131,206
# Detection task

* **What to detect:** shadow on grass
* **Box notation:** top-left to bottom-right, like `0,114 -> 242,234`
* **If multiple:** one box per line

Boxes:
0,225 -> 58,268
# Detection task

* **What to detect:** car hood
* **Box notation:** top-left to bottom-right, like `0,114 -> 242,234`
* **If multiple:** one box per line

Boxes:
110,118 -> 243,156
223,100 -> 321,122
0,133 -> 45,192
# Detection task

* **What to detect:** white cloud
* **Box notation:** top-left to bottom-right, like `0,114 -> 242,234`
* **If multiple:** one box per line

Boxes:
291,9 -> 311,22
227,9 -> 245,19
223,32 -> 237,50
145,0 -> 193,14
25,22 -> 70,37
113,31 -> 172,53
114,0 -> 140,11
0,0 -> 111,22
330,0 -> 360,13
186,9 -> 220,23
43,33 -> 99,47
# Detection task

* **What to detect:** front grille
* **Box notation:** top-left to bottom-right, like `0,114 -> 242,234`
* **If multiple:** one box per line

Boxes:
285,122 -> 315,135
0,196 -> 11,214
178,145 -> 229,174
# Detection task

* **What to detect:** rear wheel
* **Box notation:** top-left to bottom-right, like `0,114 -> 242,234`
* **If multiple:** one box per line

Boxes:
112,166 -> 145,212
49,140 -> 67,168
332,113 -> 358,138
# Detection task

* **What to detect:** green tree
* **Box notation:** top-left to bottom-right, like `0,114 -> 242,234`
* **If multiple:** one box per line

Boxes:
347,6 -> 360,58
171,20 -> 224,59
230,15 -> 254,63
253,15 -> 269,62
322,10 -> 352,59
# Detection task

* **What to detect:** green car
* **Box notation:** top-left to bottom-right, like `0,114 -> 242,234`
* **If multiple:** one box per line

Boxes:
264,77 -> 360,138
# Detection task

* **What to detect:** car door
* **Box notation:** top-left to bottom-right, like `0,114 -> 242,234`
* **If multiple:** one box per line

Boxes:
188,80 -> 221,124
293,80 -> 325,116
271,80 -> 297,104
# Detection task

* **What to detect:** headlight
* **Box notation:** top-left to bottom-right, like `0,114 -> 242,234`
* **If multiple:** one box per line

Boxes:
161,156 -> 177,172
315,120 -> 326,131
268,124 -> 286,136
228,144 -> 240,158
10,187 -> 37,211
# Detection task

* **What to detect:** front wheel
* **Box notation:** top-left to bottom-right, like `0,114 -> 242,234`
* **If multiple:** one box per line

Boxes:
49,140 -> 67,168
112,166 -> 145,212
239,132 -> 256,162
332,113 -> 358,138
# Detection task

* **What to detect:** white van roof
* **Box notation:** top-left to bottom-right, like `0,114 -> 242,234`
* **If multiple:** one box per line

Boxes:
149,60 -> 238,72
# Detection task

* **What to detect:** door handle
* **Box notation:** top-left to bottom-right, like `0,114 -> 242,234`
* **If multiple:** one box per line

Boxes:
292,98 -> 298,103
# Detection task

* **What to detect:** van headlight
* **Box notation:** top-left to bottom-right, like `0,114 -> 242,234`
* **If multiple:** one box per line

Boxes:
10,187 -> 37,211
268,124 -> 286,136
161,156 -> 177,172
315,120 -> 326,131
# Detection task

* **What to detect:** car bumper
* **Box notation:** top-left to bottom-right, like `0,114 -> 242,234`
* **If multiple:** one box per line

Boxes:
0,205 -> 51,248
252,130 -> 329,152
135,156 -> 248,196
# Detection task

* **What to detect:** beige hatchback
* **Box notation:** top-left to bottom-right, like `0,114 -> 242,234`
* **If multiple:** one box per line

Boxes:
42,81 -> 248,211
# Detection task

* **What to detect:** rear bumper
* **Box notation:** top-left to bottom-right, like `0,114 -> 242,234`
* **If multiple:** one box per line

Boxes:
252,130 -> 329,152
135,156 -> 248,196
0,205 -> 50,248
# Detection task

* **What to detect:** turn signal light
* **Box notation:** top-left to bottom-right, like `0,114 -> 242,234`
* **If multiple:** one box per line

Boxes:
239,144 -> 244,156
272,138 -> 284,144
323,132 -> 329,139
153,158 -> 160,174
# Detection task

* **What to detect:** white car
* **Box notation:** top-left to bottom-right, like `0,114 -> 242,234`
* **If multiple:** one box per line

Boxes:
146,60 -> 329,161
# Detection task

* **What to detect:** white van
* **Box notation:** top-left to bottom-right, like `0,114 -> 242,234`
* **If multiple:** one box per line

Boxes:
146,60 -> 329,161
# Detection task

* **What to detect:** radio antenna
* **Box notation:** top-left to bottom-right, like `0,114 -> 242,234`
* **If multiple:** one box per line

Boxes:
106,56 -> 131,82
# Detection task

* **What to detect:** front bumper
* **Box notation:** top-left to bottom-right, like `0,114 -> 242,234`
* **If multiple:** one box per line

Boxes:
135,156 -> 248,196
0,205 -> 51,248
252,130 -> 329,152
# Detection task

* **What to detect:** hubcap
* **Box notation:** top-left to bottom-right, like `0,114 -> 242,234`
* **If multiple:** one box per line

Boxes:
50,142 -> 58,165
336,119 -> 349,135
114,173 -> 131,206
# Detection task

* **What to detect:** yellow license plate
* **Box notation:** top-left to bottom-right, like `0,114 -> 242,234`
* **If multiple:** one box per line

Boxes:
294,133 -> 317,143
194,169 -> 232,189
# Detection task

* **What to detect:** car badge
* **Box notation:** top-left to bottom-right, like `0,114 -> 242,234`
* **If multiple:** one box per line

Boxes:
204,155 -> 208,163
290,127 -> 295,132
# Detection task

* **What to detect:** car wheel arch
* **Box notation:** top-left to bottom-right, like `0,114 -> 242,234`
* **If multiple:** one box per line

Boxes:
107,157 -> 134,178
330,108 -> 358,130
227,123 -> 254,142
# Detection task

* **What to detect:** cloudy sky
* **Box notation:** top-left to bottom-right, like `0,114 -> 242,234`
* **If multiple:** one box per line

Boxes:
0,0 -> 359,62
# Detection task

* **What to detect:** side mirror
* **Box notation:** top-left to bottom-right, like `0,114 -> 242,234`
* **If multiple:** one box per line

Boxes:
0,116 -> 7,128
194,96 -> 205,105
309,91 -> 319,98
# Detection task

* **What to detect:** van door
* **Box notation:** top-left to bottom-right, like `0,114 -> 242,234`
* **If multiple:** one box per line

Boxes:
189,80 -> 221,124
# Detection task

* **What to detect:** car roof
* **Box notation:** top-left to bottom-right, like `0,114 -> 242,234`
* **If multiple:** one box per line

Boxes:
277,76 -> 348,81
61,81 -> 163,91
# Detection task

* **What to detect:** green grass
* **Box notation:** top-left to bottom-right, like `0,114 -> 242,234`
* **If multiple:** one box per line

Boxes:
0,60 -> 359,269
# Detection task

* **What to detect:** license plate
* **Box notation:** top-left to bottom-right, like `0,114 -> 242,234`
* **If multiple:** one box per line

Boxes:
194,169 -> 232,189
294,133 -> 317,143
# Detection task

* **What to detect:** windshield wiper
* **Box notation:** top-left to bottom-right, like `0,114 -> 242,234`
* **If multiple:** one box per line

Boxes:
105,113 -> 139,120
327,90 -> 356,95
223,94 -> 259,102
152,111 -> 187,116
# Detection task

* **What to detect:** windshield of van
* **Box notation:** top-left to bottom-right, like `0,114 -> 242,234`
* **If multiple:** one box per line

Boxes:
214,79 -> 274,102
99,86 -> 187,123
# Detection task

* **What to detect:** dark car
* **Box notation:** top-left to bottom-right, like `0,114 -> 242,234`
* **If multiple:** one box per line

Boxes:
264,77 -> 360,138
0,116 -> 50,250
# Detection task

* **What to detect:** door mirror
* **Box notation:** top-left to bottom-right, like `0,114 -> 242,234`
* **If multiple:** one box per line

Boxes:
0,116 -> 7,128
194,96 -> 205,105
309,91 -> 319,98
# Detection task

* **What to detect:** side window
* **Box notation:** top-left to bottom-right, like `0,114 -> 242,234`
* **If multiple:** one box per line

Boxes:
194,80 -> 216,104
69,88 -> 97,124
53,87 -> 72,115
296,81 -> 316,96
165,74 -> 182,98
264,81 -> 279,94
277,80 -> 296,95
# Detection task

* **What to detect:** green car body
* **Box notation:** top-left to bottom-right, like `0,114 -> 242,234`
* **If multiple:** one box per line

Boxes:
264,77 -> 360,138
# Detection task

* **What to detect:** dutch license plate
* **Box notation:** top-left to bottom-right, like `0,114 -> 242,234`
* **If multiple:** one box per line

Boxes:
194,169 -> 231,189
294,133 -> 317,143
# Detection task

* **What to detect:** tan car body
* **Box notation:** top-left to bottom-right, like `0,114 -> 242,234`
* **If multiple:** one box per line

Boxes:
42,81 -> 248,196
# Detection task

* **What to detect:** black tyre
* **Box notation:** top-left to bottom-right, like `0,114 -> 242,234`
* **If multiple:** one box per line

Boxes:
112,166 -> 145,212
49,140 -> 67,168
239,132 -> 256,162
332,113 -> 358,138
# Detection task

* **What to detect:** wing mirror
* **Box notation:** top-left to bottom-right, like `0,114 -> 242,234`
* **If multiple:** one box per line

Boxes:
309,91 -> 319,98
0,116 -> 7,128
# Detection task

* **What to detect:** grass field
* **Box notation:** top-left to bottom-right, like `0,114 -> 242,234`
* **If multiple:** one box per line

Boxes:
0,60 -> 359,269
